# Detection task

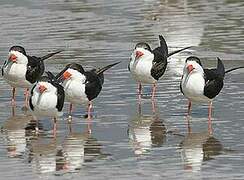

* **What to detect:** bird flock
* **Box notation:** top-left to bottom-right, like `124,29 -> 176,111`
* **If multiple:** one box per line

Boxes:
1,35 -> 244,134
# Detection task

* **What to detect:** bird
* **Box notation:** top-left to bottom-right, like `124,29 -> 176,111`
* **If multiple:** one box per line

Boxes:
128,35 -> 191,101
180,56 -> 244,130
56,62 -> 120,119
29,71 -> 65,133
1,46 -> 62,107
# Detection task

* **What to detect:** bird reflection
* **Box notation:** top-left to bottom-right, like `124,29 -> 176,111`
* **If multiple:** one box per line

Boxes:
57,124 -> 105,173
1,106 -> 33,158
29,135 -> 58,174
129,102 -> 166,155
180,119 -> 222,172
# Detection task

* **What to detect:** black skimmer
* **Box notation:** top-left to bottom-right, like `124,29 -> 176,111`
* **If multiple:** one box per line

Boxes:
57,62 -> 120,119
1,46 -> 62,107
29,71 -> 65,133
128,35 -> 191,101
180,56 -> 244,130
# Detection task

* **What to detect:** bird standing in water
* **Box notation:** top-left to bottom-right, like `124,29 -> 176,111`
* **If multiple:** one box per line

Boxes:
2,46 -> 62,108
57,62 -> 120,120
128,35 -> 191,103
29,72 -> 65,134
180,56 -> 244,133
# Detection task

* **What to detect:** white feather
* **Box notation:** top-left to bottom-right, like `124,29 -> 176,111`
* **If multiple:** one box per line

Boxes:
129,48 -> 156,84
181,61 -> 210,103
31,82 -> 62,117
2,50 -> 31,88
61,68 -> 89,105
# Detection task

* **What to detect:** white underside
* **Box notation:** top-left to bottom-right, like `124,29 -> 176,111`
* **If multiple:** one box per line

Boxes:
129,55 -> 157,84
181,72 -> 210,103
62,79 -> 89,105
31,89 -> 62,118
3,63 -> 31,88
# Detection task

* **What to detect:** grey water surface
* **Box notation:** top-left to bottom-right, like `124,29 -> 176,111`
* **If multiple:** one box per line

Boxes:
0,0 -> 244,179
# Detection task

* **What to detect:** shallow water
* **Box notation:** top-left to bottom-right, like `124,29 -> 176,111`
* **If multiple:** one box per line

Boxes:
0,0 -> 244,179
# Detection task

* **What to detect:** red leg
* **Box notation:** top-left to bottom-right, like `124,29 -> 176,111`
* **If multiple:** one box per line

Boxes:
11,87 -> 16,106
208,101 -> 213,135
187,100 -> 192,116
87,101 -> 93,119
24,88 -> 29,108
151,83 -> 157,100
87,101 -> 92,134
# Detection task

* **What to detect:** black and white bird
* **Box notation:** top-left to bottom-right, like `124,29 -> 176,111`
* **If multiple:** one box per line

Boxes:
180,56 -> 244,121
57,62 -> 120,119
128,35 -> 191,101
29,72 -> 65,133
1,46 -> 62,107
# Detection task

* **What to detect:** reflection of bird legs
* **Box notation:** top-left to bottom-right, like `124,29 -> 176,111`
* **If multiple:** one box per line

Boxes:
186,116 -> 192,133
24,88 -> 29,109
208,102 -> 213,135
68,103 -> 73,122
53,117 -> 57,137
151,98 -> 157,113
11,87 -> 16,106
137,83 -> 142,102
11,106 -> 16,116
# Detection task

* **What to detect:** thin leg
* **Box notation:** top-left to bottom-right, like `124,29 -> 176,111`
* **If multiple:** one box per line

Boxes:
69,103 -> 73,116
187,100 -> 192,116
87,101 -> 92,134
152,83 -> 157,100
208,102 -> 213,135
137,83 -> 142,101
11,87 -> 16,106
87,101 -> 93,119
24,88 -> 29,108
53,117 -> 57,136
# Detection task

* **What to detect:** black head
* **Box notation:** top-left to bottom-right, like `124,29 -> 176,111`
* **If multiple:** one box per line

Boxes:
185,56 -> 202,66
9,46 -> 27,56
135,42 -> 152,52
66,63 -> 85,74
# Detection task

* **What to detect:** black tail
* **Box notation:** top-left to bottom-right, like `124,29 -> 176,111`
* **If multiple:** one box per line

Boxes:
40,50 -> 63,61
96,61 -> 121,75
167,46 -> 192,58
158,35 -> 168,57
225,66 -> 244,74
216,57 -> 225,78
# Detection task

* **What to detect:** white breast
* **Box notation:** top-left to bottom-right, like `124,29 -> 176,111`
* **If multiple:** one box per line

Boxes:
181,73 -> 210,102
31,89 -> 60,117
62,79 -> 88,105
129,54 -> 156,84
3,63 -> 31,88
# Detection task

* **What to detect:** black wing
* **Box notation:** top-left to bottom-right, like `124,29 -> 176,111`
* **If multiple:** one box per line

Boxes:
55,83 -> 65,111
26,56 -> 45,83
151,48 -> 168,80
203,58 -> 225,99
84,71 -> 102,101
150,35 -> 168,80
29,84 -> 36,111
